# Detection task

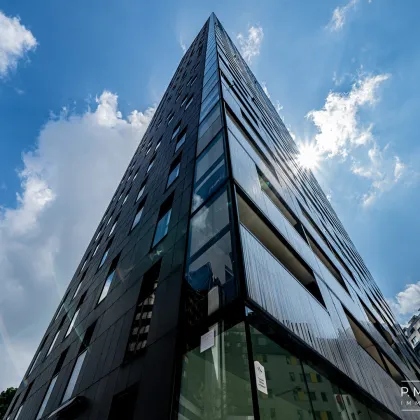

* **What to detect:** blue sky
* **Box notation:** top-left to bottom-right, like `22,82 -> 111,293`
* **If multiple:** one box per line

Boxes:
1,0 -> 420,389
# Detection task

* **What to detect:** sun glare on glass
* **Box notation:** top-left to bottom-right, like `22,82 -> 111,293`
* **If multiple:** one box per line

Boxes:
297,142 -> 320,170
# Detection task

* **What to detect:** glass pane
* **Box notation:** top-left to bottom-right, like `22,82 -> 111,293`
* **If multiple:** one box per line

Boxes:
185,96 -> 193,110
176,133 -> 186,152
302,364 -> 349,420
153,209 -> 172,247
177,322 -> 254,419
167,163 -> 180,188
189,189 -> 229,257
47,330 -> 60,356
62,349 -> 88,403
200,85 -> 219,122
192,132 -> 226,212
132,207 -> 143,230
65,308 -> 80,337
98,270 -> 115,303
172,124 -> 181,139
73,281 -> 83,299
137,185 -> 145,201
187,231 -> 234,299
197,102 -> 222,156
338,392 -> 371,419
36,375 -> 58,419
14,405 -> 23,420
202,70 -> 218,99
109,221 -> 117,236
249,326 -> 314,420
99,249 -> 109,268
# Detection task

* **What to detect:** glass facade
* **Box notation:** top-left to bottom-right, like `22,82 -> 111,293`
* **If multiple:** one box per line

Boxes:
177,322 -> 254,419
177,320 -> 400,420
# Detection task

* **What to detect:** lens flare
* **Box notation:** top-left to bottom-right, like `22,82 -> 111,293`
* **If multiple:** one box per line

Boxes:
297,142 -> 320,170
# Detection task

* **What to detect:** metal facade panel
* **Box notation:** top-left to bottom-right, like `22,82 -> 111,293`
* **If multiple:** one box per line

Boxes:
241,225 -> 417,419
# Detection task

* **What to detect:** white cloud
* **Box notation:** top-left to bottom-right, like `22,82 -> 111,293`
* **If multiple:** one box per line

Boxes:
307,72 -> 410,206
275,100 -> 283,113
236,25 -> 264,64
327,0 -> 358,31
0,91 -> 155,389
179,37 -> 186,54
307,73 -> 390,158
0,11 -> 37,77
261,81 -> 270,98
351,146 -> 407,206
387,282 -> 420,318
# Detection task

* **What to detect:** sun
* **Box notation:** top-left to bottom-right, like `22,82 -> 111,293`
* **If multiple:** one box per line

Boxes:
297,142 -> 320,170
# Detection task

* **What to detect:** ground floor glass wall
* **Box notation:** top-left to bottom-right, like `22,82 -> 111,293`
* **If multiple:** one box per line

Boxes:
177,322 -> 254,419
177,319 -> 399,420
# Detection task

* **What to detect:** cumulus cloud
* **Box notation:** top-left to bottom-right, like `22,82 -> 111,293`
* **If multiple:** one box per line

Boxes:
275,100 -> 283,113
0,11 -> 37,77
351,148 -> 407,206
179,37 -> 186,54
261,81 -> 270,98
0,91 -> 155,389
236,25 -> 264,64
307,73 -> 390,157
387,282 -> 420,318
307,73 -> 409,206
327,0 -> 358,31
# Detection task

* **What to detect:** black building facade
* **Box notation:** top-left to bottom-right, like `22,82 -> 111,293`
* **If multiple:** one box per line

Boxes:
5,14 -> 420,420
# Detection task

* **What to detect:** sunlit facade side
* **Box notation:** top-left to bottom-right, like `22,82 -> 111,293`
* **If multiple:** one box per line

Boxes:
176,14 -> 420,420
5,13 -> 420,420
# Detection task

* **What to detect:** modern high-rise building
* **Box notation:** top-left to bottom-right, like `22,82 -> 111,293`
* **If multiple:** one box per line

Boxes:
5,13 -> 420,420
404,314 -> 420,357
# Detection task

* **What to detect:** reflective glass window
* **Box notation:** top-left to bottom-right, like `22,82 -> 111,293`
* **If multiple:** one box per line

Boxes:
200,84 -> 219,122
172,123 -> 181,139
249,326 -> 314,420
197,102 -> 222,156
187,232 -> 234,296
122,192 -> 129,205
185,95 -> 194,110
65,308 -> 80,338
36,375 -> 58,419
147,159 -> 154,173
177,323 -> 253,419
14,406 -> 23,420
153,209 -> 172,247
99,248 -> 109,268
109,220 -> 117,237
175,132 -> 186,152
192,132 -> 226,211
46,330 -> 60,357
202,70 -> 218,99
137,181 -> 146,201
303,363 -> 350,420
62,349 -> 87,403
189,189 -> 229,256
131,205 -> 144,231
98,270 -> 115,304
167,162 -> 180,188
72,281 -> 83,299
